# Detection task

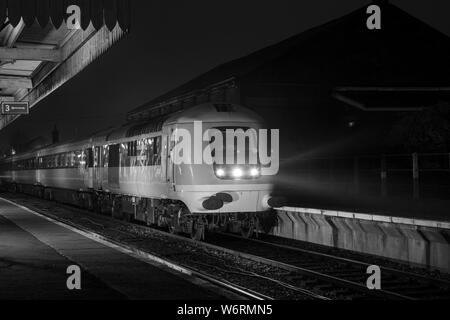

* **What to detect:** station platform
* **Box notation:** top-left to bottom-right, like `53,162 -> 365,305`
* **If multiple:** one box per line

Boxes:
0,199 -> 223,300
273,206 -> 450,273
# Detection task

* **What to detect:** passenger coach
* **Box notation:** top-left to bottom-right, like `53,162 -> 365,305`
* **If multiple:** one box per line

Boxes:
0,103 -> 280,239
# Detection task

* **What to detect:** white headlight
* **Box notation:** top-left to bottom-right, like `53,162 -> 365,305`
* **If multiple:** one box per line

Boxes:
250,167 -> 260,177
216,168 -> 225,177
232,167 -> 243,178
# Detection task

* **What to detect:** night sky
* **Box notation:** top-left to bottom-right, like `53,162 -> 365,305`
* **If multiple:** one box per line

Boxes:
1,0 -> 449,151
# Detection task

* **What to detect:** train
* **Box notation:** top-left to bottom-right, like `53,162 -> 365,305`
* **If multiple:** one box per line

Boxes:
0,102 -> 281,240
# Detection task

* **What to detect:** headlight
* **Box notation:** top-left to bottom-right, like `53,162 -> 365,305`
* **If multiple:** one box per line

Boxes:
215,168 -> 225,177
250,167 -> 260,177
232,167 -> 243,178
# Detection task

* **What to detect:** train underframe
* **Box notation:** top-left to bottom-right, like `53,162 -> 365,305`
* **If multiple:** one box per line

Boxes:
1,182 -> 274,241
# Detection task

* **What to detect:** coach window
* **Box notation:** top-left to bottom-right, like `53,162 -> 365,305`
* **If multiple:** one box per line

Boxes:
103,146 -> 109,167
67,152 -> 73,168
127,141 -> 137,157
79,151 -> 87,168
67,153 -> 71,168
59,154 -> 64,168
121,143 -> 130,167
109,144 -> 120,168
136,139 -> 144,166
72,151 -> 80,167
61,153 -> 66,168
127,142 -> 131,157
64,153 -> 69,168
86,148 -> 93,168
70,152 -> 75,167
144,137 -> 162,166
154,137 -> 161,165
67,152 -> 72,168
145,138 -> 153,166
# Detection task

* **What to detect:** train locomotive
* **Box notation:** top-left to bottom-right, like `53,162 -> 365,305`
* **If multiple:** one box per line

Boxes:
0,103 -> 280,240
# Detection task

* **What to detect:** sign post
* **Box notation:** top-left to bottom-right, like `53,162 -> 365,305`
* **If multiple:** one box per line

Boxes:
1,102 -> 29,115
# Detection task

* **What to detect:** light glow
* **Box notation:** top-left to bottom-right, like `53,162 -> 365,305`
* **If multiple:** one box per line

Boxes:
250,167 -> 260,177
232,167 -> 243,178
216,168 -> 225,177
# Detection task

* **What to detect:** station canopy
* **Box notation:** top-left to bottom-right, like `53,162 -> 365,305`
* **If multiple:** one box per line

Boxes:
0,0 -> 130,130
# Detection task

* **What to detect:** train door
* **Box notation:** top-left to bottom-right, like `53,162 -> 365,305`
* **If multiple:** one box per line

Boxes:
93,146 -> 102,190
83,148 -> 93,188
36,156 -> 41,184
161,135 -> 167,182
166,128 -> 175,192
108,144 -> 120,189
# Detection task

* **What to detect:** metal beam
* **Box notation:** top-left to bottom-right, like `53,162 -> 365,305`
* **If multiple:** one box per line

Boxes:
0,24 -> 128,130
0,96 -> 15,102
0,47 -> 62,62
2,21 -> 25,47
334,86 -> 450,92
332,93 -> 423,112
0,76 -> 33,89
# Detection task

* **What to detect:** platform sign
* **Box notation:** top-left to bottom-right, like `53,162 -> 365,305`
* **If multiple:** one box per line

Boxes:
1,102 -> 29,115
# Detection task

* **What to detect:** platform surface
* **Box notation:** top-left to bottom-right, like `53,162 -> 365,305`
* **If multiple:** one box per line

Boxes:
0,199 -> 223,300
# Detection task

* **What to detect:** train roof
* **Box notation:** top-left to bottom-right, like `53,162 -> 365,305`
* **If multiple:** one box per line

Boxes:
164,103 -> 263,125
105,103 -> 263,142
1,103 -> 263,161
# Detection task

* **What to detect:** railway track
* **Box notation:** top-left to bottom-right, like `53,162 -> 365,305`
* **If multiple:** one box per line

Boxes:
3,193 -> 450,300
205,232 -> 450,300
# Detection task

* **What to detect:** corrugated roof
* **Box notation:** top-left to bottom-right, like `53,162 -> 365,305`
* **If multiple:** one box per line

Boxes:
0,0 -> 130,31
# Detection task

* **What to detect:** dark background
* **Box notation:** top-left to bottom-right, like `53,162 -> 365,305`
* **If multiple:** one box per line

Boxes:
0,0 -> 449,150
